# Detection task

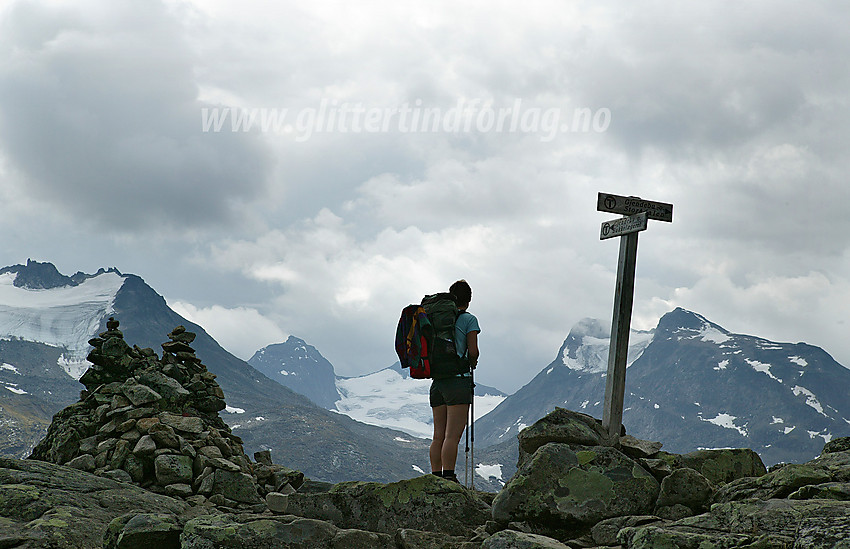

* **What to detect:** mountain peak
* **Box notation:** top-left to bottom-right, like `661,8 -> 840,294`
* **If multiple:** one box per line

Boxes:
657,307 -> 729,337
0,260 -> 123,290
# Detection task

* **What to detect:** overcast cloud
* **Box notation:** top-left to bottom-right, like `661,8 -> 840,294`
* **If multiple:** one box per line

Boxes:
1,0 -> 849,393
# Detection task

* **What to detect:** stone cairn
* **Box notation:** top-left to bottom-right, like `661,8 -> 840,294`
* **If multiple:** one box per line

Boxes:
29,317 -> 302,512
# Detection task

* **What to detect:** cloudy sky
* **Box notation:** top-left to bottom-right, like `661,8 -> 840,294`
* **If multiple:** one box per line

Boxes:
1,0 -> 849,393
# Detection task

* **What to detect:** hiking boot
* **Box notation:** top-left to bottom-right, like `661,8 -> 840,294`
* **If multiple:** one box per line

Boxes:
443,473 -> 460,484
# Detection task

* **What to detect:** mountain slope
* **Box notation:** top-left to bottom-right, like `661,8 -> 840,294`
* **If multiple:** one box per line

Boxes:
476,308 -> 850,466
0,261 -> 435,483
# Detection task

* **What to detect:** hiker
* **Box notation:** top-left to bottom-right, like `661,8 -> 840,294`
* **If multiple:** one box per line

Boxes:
430,279 -> 480,483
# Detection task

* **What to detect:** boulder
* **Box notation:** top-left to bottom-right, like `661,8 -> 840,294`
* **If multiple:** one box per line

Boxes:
516,408 -> 610,467
481,529 -> 571,548
619,498 -> 850,548
619,435 -> 662,459
590,515 -> 663,547
285,474 -> 490,537
822,436 -> 850,455
789,482 -> 850,501
394,528 -> 476,549
492,443 -> 659,528
212,468 -> 262,504
0,457 -> 188,549
655,467 -> 714,514
715,462 -> 833,503
673,448 -> 767,485
103,513 -> 182,549
181,514 -> 395,549
154,454 -> 193,486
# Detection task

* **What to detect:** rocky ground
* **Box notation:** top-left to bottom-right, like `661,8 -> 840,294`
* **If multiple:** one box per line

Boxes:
2,318 -> 849,548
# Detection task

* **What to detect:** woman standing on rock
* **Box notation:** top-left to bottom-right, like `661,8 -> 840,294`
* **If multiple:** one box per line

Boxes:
429,280 -> 480,484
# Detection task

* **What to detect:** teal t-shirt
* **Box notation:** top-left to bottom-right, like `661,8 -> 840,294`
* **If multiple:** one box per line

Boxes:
455,312 -> 481,358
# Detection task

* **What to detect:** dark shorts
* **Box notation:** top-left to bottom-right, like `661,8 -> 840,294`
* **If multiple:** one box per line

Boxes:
429,375 -> 474,407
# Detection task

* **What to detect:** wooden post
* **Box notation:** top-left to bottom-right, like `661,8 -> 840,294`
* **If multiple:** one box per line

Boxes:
602,230 -> 639,442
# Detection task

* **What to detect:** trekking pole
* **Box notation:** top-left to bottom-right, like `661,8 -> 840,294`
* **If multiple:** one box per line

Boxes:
464,406 -> 470,486
470,368 -> 475,491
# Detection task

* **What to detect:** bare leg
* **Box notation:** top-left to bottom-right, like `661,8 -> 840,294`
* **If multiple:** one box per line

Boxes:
430,405 -> 447,473
441,404 -> 470,473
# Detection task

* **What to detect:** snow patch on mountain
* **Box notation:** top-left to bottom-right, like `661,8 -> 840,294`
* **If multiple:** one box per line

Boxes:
700,412 -> 748,436
746,359 -> 782,383
792,386 -> 827,416
1,363 -> 20,374
0,271 -> 124,376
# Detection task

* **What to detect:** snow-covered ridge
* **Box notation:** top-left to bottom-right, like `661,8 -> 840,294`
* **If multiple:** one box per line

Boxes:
560,324 -> 654,374
0,271 -> 125,378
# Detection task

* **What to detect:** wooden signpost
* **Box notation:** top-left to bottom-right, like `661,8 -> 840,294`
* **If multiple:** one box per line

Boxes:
597,192 -> 673,441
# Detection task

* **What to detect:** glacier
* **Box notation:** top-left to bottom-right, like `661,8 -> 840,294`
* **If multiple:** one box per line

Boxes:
0,271 -> 124,379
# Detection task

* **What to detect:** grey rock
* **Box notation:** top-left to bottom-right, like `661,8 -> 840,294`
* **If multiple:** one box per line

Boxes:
132,435 -> 156,457
181,515 -> 339,549
590,515 -> 662,546
619,435 -> 662,459
266,491 -> 289,513
135,372 -> 190,404
516,408 -> 609,468
394,528 -> 472,549
208,457 -> 242,472
254,449 -> 273,466
154,454 -> 193,485
620,498 -> 850,548
492,443 -> 659,528
286,474 -> 490,537
158,412 -> 203,434
481,529 -> 571,548
103,513 -> 182,549
822,436 -> 850,455
0,457 -> 188,549
789,481 -> 850,501
656,467 -> 714,512
67,453 -> 96,472
100,468 -> 134,483
675,448 -> 767,486
164,483 -> 194,498
148,423 -> 179,449
121,381 -> 162,407
716,462 -> 833,503
212,468 -> 262,504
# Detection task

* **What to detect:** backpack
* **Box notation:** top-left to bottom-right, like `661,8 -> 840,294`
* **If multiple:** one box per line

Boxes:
395,293 -> 470,379
395,304 -> 431,379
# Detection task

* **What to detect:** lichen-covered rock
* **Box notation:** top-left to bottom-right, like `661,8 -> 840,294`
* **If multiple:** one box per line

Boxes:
394,528 -> 477,549
0,457 -> 188,549
481,529 -> 571,548
671,448 -> 767,486
590,515 -> 663,547
821,436 -> 850,455
103,513 -> 182,549
619,498 -> 850,548
655,467 -> 714,514
285,474 -> 490,537
491,443 -> 659,528
516,408 -> 612,468
789,481 -> 850,501
181,514 -> 395,549
715,462 -> 833,503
